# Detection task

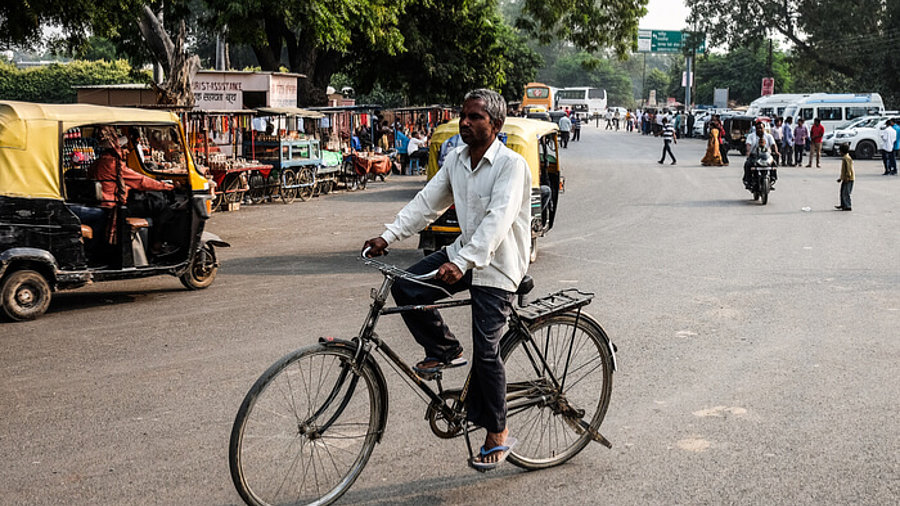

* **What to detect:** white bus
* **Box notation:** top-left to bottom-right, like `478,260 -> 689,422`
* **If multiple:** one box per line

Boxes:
556,87 -> 607,119
782,93 -> 885,134
746,94 -> 809,118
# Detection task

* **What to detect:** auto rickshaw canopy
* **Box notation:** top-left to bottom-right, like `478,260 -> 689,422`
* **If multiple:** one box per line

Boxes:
426,117 -> 559,181
0,101 -> 192,200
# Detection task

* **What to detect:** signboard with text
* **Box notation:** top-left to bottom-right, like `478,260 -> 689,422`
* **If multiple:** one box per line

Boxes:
761,77 -> 775,96
638,30 -> 706,53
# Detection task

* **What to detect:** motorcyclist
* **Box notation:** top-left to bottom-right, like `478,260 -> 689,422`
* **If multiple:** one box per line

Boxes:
743,122 -> 779,189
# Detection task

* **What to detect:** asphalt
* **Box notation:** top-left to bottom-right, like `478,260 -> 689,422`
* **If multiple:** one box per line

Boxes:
1,124 -> 898,505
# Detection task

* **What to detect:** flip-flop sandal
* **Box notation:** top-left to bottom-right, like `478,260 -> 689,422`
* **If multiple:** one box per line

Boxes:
413,353 -> 467,374
468,437 -> 518,471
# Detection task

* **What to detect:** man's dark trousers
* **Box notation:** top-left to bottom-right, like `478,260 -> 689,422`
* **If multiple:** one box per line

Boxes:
391,250 -> 514,433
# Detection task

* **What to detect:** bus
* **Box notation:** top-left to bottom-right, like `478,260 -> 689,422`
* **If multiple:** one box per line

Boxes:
782,93 -> 884,134
522,82 -> 557,112
746,94 -> 809,119
556,87 -> 607,119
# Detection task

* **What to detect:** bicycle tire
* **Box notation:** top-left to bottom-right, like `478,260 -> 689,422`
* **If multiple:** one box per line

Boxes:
501,312 -> 613,470
230,344 -> 383,506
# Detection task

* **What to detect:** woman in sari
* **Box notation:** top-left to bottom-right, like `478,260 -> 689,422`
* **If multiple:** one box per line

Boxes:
701,123 -> 724,166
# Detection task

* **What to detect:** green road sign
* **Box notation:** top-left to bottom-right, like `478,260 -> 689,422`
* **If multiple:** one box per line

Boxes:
637,30 -> 706,53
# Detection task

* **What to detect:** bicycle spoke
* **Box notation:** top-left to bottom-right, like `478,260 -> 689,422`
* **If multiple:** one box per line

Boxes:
231,346 -> 380,506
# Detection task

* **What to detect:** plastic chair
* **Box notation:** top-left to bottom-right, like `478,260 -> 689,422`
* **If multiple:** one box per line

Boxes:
409,158 -> 421,175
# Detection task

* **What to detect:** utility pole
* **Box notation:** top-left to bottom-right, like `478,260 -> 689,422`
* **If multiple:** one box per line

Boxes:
641,53 -> 647,108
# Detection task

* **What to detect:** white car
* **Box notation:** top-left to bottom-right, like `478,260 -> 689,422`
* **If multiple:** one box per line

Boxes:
822,116 -> 882,155
830,116 -> 900,159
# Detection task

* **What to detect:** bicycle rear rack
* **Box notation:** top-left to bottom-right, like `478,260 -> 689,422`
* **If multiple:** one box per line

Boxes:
516,289 -> 594,325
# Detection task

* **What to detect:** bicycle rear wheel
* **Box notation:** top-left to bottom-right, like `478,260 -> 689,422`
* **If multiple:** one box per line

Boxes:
502,312 -> 613,469
230,344 -> 383,506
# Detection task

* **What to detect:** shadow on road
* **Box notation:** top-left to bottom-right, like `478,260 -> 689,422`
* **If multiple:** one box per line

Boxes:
220,248 -> 427,276
47,286 -> 185,314
325,185 -> 422,204
338,468 -> 516,505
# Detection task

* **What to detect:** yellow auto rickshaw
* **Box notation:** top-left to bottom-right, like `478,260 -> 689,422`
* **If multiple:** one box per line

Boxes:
0,101 -> 228,321
418,117 -> 561,262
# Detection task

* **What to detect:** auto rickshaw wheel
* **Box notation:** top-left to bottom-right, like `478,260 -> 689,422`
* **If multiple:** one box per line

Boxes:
180,245 -> 218,290
297,167 -> 315,201
1,269 -> 52,321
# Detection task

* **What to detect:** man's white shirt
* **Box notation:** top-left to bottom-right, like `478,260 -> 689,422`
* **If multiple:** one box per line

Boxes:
381,137 -> 532,292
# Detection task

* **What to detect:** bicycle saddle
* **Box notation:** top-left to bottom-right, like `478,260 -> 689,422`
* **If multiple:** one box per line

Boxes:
516,275 -> 534,295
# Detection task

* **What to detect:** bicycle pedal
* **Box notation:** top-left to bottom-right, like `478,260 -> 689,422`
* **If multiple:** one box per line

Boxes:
416,370 -> 442,382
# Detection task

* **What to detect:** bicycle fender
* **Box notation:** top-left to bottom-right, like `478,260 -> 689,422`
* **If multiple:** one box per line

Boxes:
577,312 -> 618,372
317,337 -> 390,443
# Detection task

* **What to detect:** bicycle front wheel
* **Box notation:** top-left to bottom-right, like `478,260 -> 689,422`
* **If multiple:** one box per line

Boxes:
230,344 -> 383,506
502,312 -> 613,469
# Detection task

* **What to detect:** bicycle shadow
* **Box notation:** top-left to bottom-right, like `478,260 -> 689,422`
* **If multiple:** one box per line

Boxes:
338,468 -> 517,505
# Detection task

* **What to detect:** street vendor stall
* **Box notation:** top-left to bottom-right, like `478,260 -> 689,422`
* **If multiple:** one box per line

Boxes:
384,105 -> 457,136
310,104 -> 396,191
181,110 -> 271,211
245,107 -> 325,203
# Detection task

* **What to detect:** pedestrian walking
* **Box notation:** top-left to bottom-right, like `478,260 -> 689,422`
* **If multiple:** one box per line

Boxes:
781,116 -> 794,166
614,110 -> 621,130
571,114 -> 581,142
686,111 -> 695,138
893,119 -> 900,173
625,110 -> 634,132
605,110 -> 614,130
558,113 -> 572,148
880,119 -> 898,175
772,117 -> 784,160
807,118 -> 825,168
658,117 -> 677,165
794,119 -> 809,166
835,143 -> 854,211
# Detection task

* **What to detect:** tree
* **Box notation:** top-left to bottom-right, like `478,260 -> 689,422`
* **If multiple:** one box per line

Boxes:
544,52 -> 634,107
208,0 -> 407,105
686,0 -> 900,106
664,45 -> 792,106
513,0 -> 649,58
1,0 -> 200,105
344,0 -> 542,105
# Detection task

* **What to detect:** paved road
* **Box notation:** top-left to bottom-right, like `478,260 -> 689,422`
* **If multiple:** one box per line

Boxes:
2,124 -> 898,505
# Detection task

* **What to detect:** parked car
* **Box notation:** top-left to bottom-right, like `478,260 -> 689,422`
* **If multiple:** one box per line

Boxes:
822,115 -> 883,155
830,116 -> 900,159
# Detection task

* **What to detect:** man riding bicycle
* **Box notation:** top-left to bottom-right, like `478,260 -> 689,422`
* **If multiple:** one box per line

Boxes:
364,88 -> 531,470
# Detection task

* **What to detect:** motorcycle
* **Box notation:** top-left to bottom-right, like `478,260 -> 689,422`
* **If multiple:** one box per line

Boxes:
746,141 -> 777,205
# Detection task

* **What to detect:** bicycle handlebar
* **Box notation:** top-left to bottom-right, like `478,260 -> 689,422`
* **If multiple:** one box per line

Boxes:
361,247 -> 440,282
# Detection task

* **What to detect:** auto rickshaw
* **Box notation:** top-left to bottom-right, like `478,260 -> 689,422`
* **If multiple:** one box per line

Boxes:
0,101 -> 229,321
418,117 -> 561,262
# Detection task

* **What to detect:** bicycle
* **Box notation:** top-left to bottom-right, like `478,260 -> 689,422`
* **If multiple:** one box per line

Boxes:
229,248 -> 618,506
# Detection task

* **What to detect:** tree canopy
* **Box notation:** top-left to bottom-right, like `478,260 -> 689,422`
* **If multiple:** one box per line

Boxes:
1,0 -> 652,106
687,0 -> 900,105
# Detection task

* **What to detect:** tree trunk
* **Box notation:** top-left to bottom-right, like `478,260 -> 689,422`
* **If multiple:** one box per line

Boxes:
137,6 -> 200,106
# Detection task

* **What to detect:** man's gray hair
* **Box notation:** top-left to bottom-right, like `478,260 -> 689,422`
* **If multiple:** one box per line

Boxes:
464,89 -> 506,126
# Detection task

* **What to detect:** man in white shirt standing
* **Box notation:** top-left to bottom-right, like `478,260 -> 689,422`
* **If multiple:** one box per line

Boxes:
363,89 -> 530,470
879,119 -> 897,176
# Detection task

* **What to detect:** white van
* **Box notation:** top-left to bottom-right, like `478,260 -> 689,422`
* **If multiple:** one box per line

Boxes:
781,93 -> 884,135
747,94 -> 809,118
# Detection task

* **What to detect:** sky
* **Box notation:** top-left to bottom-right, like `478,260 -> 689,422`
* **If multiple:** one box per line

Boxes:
639,0 -> 691,31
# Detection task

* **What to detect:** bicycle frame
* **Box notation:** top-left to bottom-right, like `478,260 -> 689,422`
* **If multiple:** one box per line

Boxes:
306,258 -> 574,445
